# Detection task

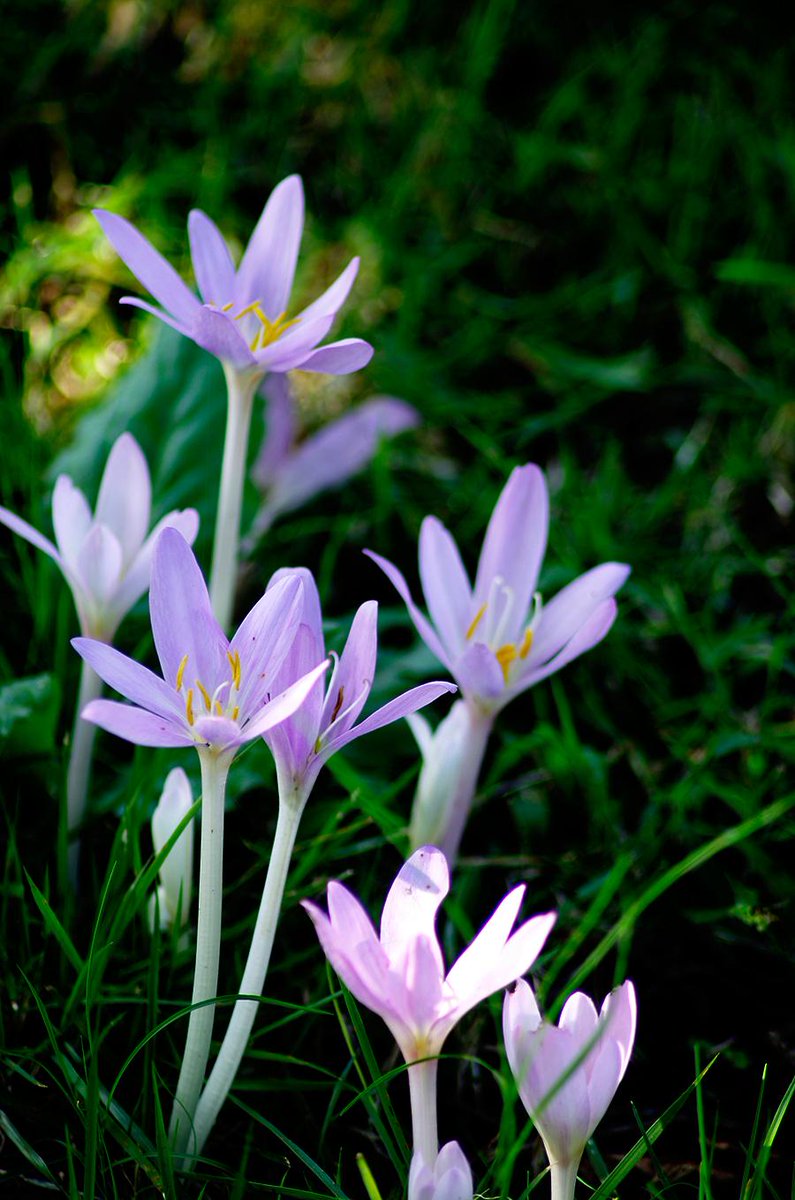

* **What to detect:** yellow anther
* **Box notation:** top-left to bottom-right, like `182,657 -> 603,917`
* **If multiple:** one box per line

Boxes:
233,301 -> 263,320
214,700 -> 223,716
495,643 -> 518,682
185,689 -> 195,726
176,653 -> 189,691
227,650 -> 242,690
232,705 -> 240,721
466,603 -> 487,641
519,627 -> 534,659
196,679 -> 212,712
221,301 -> 235,312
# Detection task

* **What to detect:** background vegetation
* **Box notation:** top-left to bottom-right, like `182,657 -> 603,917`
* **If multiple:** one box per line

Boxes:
1,0 -> 793,1195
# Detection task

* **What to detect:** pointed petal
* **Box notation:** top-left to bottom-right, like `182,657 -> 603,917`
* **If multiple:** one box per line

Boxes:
94,434 -> 151,565
559,992 -> 600,1049
297,337 -> 374,375
473,465 -> 549,630
303,895 -> 395,1020
520,597 -> 619,689
267,566 -> 324,655
419,516 -> 472,659
52,475 -> 92,571
262,623 -> 327,779
321,682 -> 456,761
255,314 -> 335,371
236,175 -> 305,318
583,1039 -> 624,1141
380,847 -> 448,976
319,601 -> 377,737
93,209 -> 200,324
453,641 -> 504,701
188,209 -> 236,304
150,528 -> 228,689
119,295 -> 193,336
113,507 -> 200,619
600,981 -> 637,1076
294,257 -> 360,326
0,505 -> 61,565
80,698 -> 190,747
190,307 -> 257,368
364,549 -> 451,669
71,637 -> 183,720
240,660 -> 329,741
529,562 -> 630,665
446,910 -> 556,1017
229,573 -> 304,714
75,524 -> 123,605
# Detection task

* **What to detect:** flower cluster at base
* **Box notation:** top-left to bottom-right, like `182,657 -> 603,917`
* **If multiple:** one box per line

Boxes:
0,433 -> 198,642
409,1143 -> 473,1200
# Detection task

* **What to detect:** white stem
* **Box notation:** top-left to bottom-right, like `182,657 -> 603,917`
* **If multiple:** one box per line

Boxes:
65,661 -> 103,885
435,703 -> 493,867
407,1057 -> 439,1166
169,750 -> 230,1156
209,364 -> 261,632
189,785 -> 306,1158
549,1159 -> 580,1200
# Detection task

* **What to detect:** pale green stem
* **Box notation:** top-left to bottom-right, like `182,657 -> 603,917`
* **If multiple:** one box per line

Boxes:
189,782 -> 307,1160
209,364 -> 261,632
65,660 -> 103,885
549,1158 -> 580,1200
434,703 -> 494,867
169,749 -> 230,1156
407,1057 -> 439,1166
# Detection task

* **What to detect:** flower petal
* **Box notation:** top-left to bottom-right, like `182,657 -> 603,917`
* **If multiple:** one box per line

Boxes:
293,257 -> 360,326
453,641 -> 504,701
600,981 -> 637,1077
0,505 -> 62,566
419,516 -> 472,661
52,475 -> 92,572
529,562 -> 630,665
71,638 -> 182,720
364,550 -> 451,669
119,296 -> 193,336
94,434 -> 151,566
80,698 -> 190,747
380,847 -> 448,977
255,314 -> 335,371
236,174 -> 305,318
319,601 -> 377,737
75,524 -> 124,606
473,464 -> 549,635
520,597 -> 620,689
190,308 -> 257,369
113,507 -> 200,619
264,623 -> 327,782
93,210 -> 200,325
446,909 -> 556,1018
229,572 -> 304,715
297,337 -> 374,375
321,681 -> 456,763
188,209 -> 236,304
239,660 -> 330,742
150,528 -> 228,690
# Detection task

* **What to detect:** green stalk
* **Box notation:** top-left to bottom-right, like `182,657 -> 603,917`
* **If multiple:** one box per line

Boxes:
209,363 -> 261,632
169,748 -> 230,1156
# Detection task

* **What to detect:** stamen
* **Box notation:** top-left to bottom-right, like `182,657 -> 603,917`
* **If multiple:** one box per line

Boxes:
196,679 -> 212,712
466,603 -> 487,640
330,687 -> 345,723
176,653 -> 189,691
232,705 -> 239,721
227,650 -> 242,690
495,643 -> 518,682
519,627 -> 534,658
185,689 -> 195,726
221,301 -> 235,312
214,700 -> 223,716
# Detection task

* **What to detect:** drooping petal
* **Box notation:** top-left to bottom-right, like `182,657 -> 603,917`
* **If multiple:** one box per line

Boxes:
293,257 -> 360,326
380,847 -> 449,977
297,338 -> 374,375
528,562 -> 630,666
150,528 -> 228,690
364,550 -> 452,670
188,209 -> 236,304
93,210 -> 201,325
320,681 -> 456,761
236,175 -> 305,318
419,516 -> 473,660
473,465 -> 549,634
519,597 -> 619,690
112,507 -> 200,619
80,698 -> 190,747
453,641 -> 504,700
71,637 -> 183,720
190,307 -> 257,369
94,434 -> 151,566
0,505 -> 62,566
318,601 -> 378,738
255,314 -> 335,372
51,475 -> 92,571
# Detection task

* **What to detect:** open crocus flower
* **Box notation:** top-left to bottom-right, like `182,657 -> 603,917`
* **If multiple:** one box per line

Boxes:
366,464 -> 629,714
0,433 -> 198,641
409,1142 -> 474,1200
94,175 -> 373,377
503,978 -> 637,1197
263,568 -> 456,806
71,528 -> 327,753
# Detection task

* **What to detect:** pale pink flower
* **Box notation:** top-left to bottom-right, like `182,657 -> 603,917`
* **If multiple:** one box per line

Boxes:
409,1142 -> 473,1200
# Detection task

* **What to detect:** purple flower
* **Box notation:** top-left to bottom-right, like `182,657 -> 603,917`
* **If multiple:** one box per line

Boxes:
262,568 -> 455,803
409,1143 -> 473,1200
71,528 -> 327,753
0,433 -> 198,641
149,767 -> 194,933
366,464 -> 630,713
251,379 -> 418,528
503,978 -> 637,1170
94,176 -> 373,377
304,845 -> 555,1062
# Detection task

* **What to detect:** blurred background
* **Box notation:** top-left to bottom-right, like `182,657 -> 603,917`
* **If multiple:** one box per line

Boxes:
2,0 -> 794,1194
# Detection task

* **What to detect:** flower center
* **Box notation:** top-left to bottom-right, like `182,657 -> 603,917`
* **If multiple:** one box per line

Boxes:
220,299 -> 300,352
175,650 -> 242,727
465,580 -> 540,683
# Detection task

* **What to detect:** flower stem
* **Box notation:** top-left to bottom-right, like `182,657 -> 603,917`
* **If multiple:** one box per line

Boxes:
422,703 -> 493,867
189,786 -> 306,1159
209,364 -> 260,632
407,1057 -> 439,1166
549,1159 -> 580,1200
169,749 -> 230,1156
65,660 -> 103,886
